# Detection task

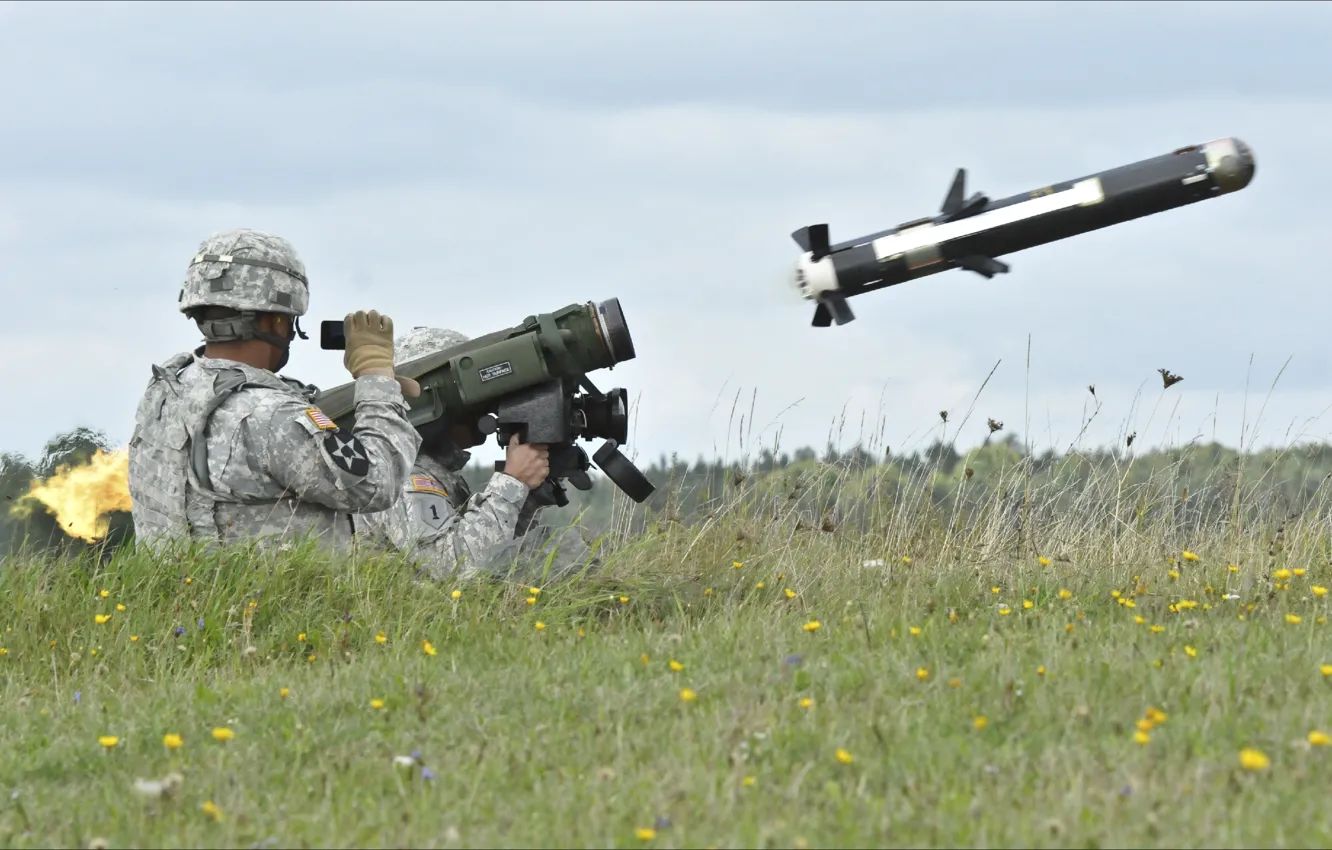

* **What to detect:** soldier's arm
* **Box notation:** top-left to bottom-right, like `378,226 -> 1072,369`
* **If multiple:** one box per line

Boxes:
227,376 -> 422,513
381,472 -> 530,579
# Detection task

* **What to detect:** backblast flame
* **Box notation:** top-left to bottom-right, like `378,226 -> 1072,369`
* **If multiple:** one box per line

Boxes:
9,448 -> 131,543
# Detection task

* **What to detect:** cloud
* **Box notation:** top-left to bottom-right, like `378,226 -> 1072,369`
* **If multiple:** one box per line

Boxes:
0,2 -> 1329,473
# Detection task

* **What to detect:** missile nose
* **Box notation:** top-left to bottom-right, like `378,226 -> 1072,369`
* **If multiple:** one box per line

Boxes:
1203,137 -> 1256,194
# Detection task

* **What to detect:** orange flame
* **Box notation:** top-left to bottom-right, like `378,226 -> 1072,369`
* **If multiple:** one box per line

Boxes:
9,448 -> 131,543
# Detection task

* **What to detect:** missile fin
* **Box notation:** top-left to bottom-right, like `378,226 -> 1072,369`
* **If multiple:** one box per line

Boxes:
940,167 -> 989,222
812,302 -> 832,327
956,255 -> 1011,279
824,292 -> 855,325
792,223 -> 832,261
941,168 -> 966,217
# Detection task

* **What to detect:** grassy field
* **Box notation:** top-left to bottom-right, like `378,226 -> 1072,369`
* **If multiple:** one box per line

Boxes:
3,451 -> 1332,850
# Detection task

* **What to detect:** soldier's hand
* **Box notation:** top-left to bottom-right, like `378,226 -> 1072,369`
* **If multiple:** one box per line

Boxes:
504,434 -> 550,489
342,310 -> 421,398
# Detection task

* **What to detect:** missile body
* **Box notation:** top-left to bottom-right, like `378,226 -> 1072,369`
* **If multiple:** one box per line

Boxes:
791,137 -> 1256,327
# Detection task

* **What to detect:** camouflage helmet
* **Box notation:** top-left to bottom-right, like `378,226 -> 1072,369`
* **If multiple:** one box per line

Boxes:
395,327 -> 470,365
178,228 -> 310,318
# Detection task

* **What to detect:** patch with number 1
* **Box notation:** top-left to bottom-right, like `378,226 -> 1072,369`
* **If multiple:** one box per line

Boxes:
412,492 -> 452,532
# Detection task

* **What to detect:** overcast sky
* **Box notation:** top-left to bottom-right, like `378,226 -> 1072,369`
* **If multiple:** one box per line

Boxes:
2,0 -> 1330,473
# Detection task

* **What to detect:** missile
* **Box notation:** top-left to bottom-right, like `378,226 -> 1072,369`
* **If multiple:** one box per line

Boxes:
790,137 -> 1256,327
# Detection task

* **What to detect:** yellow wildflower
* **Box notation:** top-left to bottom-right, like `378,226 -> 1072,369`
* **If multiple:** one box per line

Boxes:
1134,730 -> 1151,745
1150,625 -> 1164,633
1228,565 -> 1239,573
799,697 -> 814,709
1321,664 -> 1332,677
619,596 -> 629,604
635,827 -> 656,841
803,621 -> 821,632
1294,568 -> 1307,577
909,627 -> 921,637
163,733 -> 183,750
1058,589 -> 1072,600
1286,614 -> 1302,625
784,588 -> 797,599
1182,551 -> 1199,562
94,614 -> 111,625
525,597 -> 536,606
298,633 -> 306,642
948,677 -> 962,689
1065,623 -> 1075,633
370,699 -> 385,710
375,632 -> 387,644
306,654 -> 316,663
529,586 -> 541,596
98,736 -> 119,749
755,582 -> 765,590
1146,707 -> 1167,725
1185,645 -> 1198,658
1036,665 -> 1046,676
129,635 -> 138,642
1313,586 -> 1329,597
999,606 -> 1012,616
279,688 -> 290,697
679,688 -> 697,703
212,727 -> 234,742
703,588 -> 712,596
1308,731 -> 1331,747
916,667 -> 929,681
535,622 -> 546,631
742,775 -> 756,787
835,747 -> 854,764
115,604 -> 126,612
450,590 -> 462,600
1275,569 -> 1292,581
640,654 -> 650,665
1239,748 -> 1270,771
902,556 -> 912,565
1168,570 -> 1180,580
1038,556 -> 1052,567
973,715 -> 988,730
202,800 -> 222,821
732,561 -> 743,569
422,641 -> 437,656
991,586 -> 1000,595
669,659 -> 684,672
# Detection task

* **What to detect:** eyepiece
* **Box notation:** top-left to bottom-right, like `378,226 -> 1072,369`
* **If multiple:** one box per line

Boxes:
595,298 -> 635,364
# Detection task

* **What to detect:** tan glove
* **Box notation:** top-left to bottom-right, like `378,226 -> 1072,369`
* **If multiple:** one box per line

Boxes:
342,310 -> 421,398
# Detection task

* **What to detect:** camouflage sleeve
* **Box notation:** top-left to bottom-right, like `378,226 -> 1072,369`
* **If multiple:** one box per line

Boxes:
215,375 -> 422,514
372,470 -> 530,579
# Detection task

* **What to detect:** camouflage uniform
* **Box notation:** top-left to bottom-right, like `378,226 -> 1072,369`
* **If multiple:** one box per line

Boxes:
355,327 -> 599,582
127,229 -> 421,554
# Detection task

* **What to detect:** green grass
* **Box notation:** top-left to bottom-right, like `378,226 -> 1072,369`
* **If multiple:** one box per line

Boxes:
3,496 -> 1332,850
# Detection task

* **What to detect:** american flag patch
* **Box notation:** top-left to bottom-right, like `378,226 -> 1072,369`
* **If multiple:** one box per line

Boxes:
411,474 -> 448,496
305,408 -> 338,431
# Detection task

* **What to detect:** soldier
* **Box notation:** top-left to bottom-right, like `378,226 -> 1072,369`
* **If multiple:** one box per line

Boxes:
127,228 -> 423,553
355,327 -> 600,583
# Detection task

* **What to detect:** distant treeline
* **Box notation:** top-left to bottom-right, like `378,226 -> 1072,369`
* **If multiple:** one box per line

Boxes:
5,426 -> 1332,559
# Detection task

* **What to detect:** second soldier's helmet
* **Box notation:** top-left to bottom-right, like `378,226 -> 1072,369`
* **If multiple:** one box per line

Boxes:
178,228 -> 310,318
395,327 -> 471,366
